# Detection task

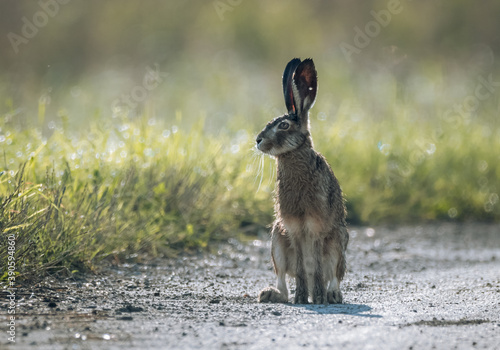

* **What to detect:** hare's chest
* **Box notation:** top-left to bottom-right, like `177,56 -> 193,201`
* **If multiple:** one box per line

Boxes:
277,185 -> 329,216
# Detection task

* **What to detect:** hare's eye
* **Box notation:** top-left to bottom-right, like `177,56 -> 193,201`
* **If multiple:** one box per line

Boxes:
278,121 -> 289,130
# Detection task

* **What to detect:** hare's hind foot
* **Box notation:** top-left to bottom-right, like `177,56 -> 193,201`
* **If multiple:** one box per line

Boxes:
258,287 -> 288,303
327,277 -> 343,304
327,289 -> 343,304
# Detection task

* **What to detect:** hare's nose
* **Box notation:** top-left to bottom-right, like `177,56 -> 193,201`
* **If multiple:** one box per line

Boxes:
256,137 -> 263,146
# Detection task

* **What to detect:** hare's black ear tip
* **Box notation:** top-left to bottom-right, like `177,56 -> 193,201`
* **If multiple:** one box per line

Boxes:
286,58 -> 302,67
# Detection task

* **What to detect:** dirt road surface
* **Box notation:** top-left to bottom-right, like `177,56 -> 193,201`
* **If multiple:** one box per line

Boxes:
2,223 -> 500,349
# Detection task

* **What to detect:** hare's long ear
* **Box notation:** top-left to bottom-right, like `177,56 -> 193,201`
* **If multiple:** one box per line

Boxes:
282,58 -> 301,115
292,58 -> 317,125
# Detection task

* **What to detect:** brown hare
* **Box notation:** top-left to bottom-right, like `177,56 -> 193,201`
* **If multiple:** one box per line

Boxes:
256,58 -> 348,304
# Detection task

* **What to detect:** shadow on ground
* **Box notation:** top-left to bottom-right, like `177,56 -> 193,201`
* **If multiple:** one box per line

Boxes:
290,303 -> 382,318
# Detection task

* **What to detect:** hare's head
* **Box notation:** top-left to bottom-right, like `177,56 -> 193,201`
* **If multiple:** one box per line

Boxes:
256,58 -> 318,156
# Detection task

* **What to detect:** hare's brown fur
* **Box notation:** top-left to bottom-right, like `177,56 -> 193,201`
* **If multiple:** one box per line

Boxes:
257,58 -> 348,304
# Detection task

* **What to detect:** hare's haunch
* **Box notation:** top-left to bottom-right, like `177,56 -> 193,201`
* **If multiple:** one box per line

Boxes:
256,58 -> 348,304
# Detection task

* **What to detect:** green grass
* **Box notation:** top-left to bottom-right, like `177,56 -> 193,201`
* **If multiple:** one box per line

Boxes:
0,114 -> 274,276
316,103 -> 500,223
1,71 -> 500,278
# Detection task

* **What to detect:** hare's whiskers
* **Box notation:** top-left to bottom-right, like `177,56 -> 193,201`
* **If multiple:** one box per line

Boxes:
256,154 -> 265,192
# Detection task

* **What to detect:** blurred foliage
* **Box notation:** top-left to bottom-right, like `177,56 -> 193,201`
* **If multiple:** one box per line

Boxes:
0,1 -> 499,275
1,0 -> 500,127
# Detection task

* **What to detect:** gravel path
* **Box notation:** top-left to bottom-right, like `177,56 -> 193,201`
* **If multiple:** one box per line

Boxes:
2,223 -> 500,349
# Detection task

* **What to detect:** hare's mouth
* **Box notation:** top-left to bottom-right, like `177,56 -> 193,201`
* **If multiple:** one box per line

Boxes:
257,145 -> 272,154
256,140 -> 274,154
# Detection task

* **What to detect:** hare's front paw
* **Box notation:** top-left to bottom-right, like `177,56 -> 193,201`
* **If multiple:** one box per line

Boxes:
313,279 -> 327,305
258,287 -> 288,303
327,290 -> 343,304
313,290 -> 327,305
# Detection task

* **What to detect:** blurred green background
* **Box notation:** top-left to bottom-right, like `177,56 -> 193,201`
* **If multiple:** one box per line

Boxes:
1,0 -> 499,275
